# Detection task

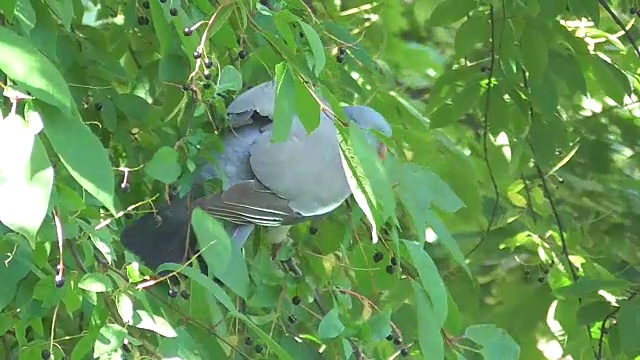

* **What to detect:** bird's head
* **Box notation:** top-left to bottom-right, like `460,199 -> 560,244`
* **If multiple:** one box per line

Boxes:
342,105 -> 392,159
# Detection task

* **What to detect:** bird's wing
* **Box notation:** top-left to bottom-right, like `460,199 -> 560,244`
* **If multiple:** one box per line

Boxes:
192,180 -> 300,226
248,112 -> 351,217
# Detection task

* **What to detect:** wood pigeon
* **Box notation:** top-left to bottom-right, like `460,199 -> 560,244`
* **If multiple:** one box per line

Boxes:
121,81 -> 392,271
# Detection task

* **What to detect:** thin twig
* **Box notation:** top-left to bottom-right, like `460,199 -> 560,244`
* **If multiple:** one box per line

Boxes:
597,0 -> 640,58
466,5 -> 500,259
596,289 -> 640,359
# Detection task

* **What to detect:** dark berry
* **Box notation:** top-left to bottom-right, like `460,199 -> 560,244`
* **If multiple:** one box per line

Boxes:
239,50 -> 248,59
291,295 -> 301,306
169,7 -> 178,16
336,54 -> 345,63
537,276 -> 545,283
373,251 -> 384,263
168,288 -> 179,298
400,347 -> 409,357
255,344 -> 264,353
309,226 -> 318,235
390,257 -> 398,266
632,7 -> 638,14
182,83 -> 192,92
386,334 -> 394,341
393,337 -> 402,345
120,182 -> 130,193
204,58 -> 213,68
203,70 -> 212,80
203,82 -> 212,90
542,268 -> 550,275
142,1 -> 150,9
94,103 -> 103,111
55,275 -> 65,288
481,65 -> 489,72
137,16 -> 147,26
338,47 -> 346,55
41,349 -> 51,359
193,50 -> 202,59
180,290 -> 190,300
524,269 -> 531,277
244,337 -> 253,346
385,264 -> 395,275
287,314 -> 297,323
183,27 -> 193,36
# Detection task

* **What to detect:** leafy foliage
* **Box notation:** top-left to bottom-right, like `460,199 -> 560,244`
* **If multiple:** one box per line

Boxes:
1,0 -> 640,359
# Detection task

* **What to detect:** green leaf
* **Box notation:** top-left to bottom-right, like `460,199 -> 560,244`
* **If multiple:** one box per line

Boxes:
132,310 -> 178,338
454,15 -> 488,57
190,208 -> 232,276
618,297 -> 640,357
77,273 -> 114,293
350,124 -> 396,220
412,281 -> 445,360
14,0 -> 36,33
318,308 -> 345,339
37,103 -> 116,214
0,246 -> 31,312
73,332 -> 98,360
464,324 -> 520,360
521,27 -> 549,84
529,71 -> 559,118
298,20 -> 326,76
0,0 -> 17,21
0,113 -> 53,241
0,27 -> 75,116
368,308 -> 393,341
144,146 -> 182,184
116,292 -> 134,325
428,0 -> 476,27
273,11 -> 298,52
272,63 -> 297,143
214,242 -> 250,299
556,278 -> 630,298
217,65 -> 243,93
403,240 -> 448,326
576,300 -> 612,326
293,76 -> 321,133
158,327 -> 205,359
337,126 -> 379,244
588,56 -> 630,104
158,263 -> 238,313
94,324 -> 127,358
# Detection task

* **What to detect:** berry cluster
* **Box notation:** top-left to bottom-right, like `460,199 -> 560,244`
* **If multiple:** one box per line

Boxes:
182,23 -> 249,92
167,286 -> 191,300
336,46 -> 347,63
372,251 -> 398,275
137,1 -> 180,26
386,333 -> 409,357
523,259 -> 555,284
243,336 -> 265,354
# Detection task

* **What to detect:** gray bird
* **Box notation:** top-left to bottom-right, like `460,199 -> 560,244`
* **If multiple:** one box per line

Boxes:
121,80 -> 392,271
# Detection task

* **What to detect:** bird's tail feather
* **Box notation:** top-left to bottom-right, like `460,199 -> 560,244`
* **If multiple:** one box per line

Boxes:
121,197 -> 256,273
121,198 -> 195,271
